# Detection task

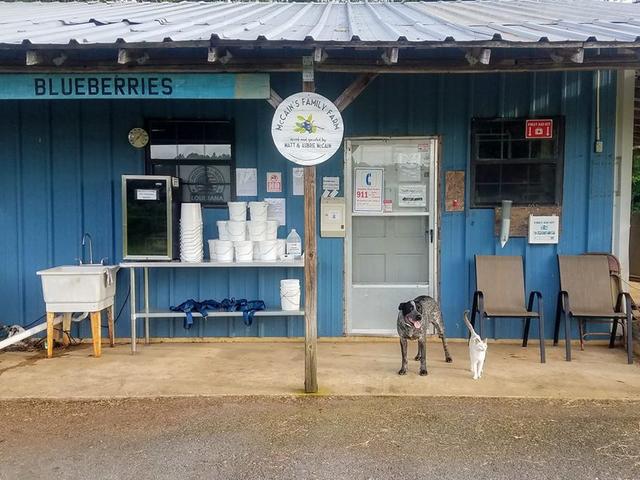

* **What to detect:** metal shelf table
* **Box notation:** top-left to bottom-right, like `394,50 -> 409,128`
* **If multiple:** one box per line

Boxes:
119,258 -> 305,354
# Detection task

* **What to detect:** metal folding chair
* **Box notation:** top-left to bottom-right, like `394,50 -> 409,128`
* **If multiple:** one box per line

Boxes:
470,255 -> 545,363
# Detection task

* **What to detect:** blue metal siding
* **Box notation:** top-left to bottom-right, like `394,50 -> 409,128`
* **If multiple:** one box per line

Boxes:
0,70 -> 617,339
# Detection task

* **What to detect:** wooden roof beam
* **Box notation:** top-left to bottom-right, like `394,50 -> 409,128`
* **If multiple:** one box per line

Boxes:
26,49 -> 68,66
117,49 -> 150,65
208,47 -> 233,64
313,47 -> 327,64
381,47 -> 399,65
465,48 -> 491,66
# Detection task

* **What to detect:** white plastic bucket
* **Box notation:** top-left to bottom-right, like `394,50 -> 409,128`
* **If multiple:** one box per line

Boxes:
227,201 -> 247,222
253,241 -> 262,260
181,203 -> 202,225
247,220 -> 267,241
213,240 -> 233,263
216,220 -> 229,241
227,220 -> 246,242
280,279 -> 300,311
266,220 -> 278,240
259,240 -> 278,261
234,240 -> 253,262
207,240 -> 217,261
249,201 -> 268,221
276,239 -> 286,260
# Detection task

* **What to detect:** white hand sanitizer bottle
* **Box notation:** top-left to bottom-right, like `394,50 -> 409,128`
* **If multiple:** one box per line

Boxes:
286,228 -> 302,258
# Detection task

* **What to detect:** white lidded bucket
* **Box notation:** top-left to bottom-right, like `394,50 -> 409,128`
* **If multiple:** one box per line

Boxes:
280,279 -> 301,311
213,240 -> 234,263
249,201 -> 268,221
227,201 -> 247,222
181,203 -> 203,225
276,239 -> 286,260
234,240 -> 253,262
247,220 -> 267,241
216,220 -> 229,241
207,239 -> 217,261
259,240 -> 278,261
227,220 -> 246,242
253,241 -> 262,261
265,220 -> 278,240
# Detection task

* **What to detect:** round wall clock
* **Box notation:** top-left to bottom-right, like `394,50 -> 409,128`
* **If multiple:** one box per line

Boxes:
128,127 -> 149,148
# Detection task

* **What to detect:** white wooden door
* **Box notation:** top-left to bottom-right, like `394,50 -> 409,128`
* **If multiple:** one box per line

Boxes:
345,138 -> 438,335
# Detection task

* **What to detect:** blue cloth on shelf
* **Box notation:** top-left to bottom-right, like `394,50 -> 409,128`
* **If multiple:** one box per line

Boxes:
170,298 -> 266,329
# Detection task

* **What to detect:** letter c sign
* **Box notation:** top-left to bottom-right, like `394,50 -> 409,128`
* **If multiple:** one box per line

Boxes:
365,173 -> 372,186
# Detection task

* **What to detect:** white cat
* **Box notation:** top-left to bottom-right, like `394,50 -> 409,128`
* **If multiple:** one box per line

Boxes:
463,310 -> 488,380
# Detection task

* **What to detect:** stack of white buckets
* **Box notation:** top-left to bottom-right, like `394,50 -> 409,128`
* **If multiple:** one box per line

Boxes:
180,203 -> 204,263
207,200 -> 300,312
209,201 -> 285,263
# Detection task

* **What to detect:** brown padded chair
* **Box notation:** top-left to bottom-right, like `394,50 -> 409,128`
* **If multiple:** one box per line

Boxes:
554,255 -> 633,364
470,255 -> 545,363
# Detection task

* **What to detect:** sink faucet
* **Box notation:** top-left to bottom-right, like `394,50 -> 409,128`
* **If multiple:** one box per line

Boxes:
81,233 -> 93,265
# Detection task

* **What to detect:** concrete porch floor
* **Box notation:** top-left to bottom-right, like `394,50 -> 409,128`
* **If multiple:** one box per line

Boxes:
0,339 -> 638,400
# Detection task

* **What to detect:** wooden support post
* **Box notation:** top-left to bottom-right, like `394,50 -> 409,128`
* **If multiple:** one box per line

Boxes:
107,305 -> 115,347
46,312 -> 55,358
303,79 -> 318,394
61,313 -> 72,347
90,311 -> 102,358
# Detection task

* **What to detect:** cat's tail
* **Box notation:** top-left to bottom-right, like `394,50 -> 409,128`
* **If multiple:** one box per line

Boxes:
463,310 -> 480,339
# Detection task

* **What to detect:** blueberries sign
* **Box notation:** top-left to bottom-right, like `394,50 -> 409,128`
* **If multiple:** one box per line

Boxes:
271,92 -> 344,166
0,73 -> 270,100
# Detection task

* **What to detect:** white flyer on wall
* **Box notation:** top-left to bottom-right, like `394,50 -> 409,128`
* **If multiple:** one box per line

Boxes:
528,215 -> 559,244
292,167 -> 304,196
398,184 -> 427,207
265,198 -> 286,226
353,168 -> 384,213
235,168 -> 257,197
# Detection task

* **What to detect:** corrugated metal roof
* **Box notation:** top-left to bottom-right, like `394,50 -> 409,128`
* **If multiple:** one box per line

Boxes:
1,0 -> 640,46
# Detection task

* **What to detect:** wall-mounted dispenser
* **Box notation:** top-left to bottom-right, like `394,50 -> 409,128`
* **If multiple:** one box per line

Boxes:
500,200 -> 512,248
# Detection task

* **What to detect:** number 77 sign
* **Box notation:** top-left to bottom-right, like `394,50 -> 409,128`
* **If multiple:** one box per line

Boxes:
354,168 -> 384,213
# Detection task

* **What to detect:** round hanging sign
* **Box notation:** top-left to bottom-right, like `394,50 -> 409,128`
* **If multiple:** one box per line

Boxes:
271,92 -> 344,166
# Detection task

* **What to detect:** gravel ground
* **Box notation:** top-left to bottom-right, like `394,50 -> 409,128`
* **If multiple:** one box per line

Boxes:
0,397 -> 639,480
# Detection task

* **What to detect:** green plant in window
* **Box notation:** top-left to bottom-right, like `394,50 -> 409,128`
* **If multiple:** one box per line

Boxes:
294,114 -> 317,134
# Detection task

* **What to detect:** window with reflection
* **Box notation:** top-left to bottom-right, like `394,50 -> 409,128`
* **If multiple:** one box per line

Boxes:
470,117 -> 564,208
147,120 -> 234,207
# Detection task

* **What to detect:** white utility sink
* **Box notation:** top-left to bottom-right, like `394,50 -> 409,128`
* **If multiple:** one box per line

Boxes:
37,265 -> 120,312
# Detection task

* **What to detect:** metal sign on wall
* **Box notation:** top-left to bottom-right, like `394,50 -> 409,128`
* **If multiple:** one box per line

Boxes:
0,73 -> 270,99
525,119 -> 553,139
271,92 -> 344,166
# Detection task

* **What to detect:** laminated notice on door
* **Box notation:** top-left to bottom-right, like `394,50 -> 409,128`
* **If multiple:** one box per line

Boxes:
354,168 -> 383,213
398,184 -> 426,208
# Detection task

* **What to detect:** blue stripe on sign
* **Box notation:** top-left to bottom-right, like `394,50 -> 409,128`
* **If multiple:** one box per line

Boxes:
0,73 -> 270,100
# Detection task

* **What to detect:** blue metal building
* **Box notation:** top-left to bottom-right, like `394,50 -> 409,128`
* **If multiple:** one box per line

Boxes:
0,1 -> 637,342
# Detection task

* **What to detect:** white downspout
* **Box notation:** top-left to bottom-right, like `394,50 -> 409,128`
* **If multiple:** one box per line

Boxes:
612,70 -> 634,283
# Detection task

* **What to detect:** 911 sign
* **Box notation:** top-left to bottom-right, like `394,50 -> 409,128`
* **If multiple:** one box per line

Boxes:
525,119 -> 553,139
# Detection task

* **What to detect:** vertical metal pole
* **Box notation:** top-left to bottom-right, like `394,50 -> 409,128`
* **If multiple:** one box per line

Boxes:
144,267 -> 150,344
130,267 -> 137,354
303,75 -> 318,394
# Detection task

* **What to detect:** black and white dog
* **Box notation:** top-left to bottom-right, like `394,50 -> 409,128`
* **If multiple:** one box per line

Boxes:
397,295 -> 453,376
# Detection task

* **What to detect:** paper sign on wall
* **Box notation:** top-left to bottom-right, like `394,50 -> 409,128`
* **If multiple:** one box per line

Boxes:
266,172 -> 282,193
236,168 -> 257,197
398,184 -> 427,208
265,198 -> 286,226
353,168 -> 384,213
528,215 -> 559,244
292,168 -> 304,196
